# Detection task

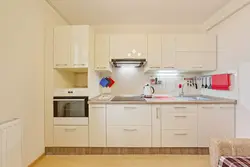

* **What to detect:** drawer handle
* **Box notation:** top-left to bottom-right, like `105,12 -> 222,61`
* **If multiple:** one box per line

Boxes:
124,107 -> 137,109
123,129 -> 137,132
91,107 -> 104,109
174,133 -> 188,136
164,67 -> 175,69
97,67 -> 107,69
174,116 -> 187,118
150,67 -> 161,69
192,65 -> 203,68
220,106 -> 234,109
64,128 -> 77,132
56,64 -> 67,66
174,107 -> 187,109
202,107 -> 214,109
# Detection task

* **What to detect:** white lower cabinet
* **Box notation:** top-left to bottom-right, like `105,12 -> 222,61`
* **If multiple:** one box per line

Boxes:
198,104 -> 235,147
162,129 -> 197,147
89,105 -> 107,147
107,126 -> 151,147
54,126 -> 89,147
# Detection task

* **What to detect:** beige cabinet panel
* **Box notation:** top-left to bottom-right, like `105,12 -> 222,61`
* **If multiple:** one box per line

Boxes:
110,34 -> 147,59
152,105 -> 161,147
147,34 -> 162,70
162,35 -> 176,69
95,34 -> 112,72
198,104 -> 235,147
89,105 -> 107,147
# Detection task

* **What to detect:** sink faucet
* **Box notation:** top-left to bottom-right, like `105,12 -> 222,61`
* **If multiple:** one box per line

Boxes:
179,82 -> 187,97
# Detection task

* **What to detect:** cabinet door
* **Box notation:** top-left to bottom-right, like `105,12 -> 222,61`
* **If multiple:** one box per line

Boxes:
54,26 -> 71,68
175,52 -> 216,71
198,104 -> 235,147
54,126 -> 89,147
147,35 -> 161,70
176,34 -> 216,52
162,35 -> 176,69
71,26 -> 89,68
152,105 -> 161,147
107,126 -> 151,147
110,34 -> 147,59
95,34 -> 111,71
89,105 -> 106,147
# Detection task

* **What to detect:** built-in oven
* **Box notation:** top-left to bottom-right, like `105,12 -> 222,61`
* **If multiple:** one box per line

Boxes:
53,96 -> 89,126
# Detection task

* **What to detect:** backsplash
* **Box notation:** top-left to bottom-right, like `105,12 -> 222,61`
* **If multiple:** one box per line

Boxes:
101,68 -> 200,96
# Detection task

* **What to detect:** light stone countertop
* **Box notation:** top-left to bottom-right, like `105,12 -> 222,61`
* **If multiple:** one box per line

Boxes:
88,95 -> 237,105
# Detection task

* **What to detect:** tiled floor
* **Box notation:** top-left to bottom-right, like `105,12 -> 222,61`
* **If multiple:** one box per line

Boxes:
33,155 -> 210,167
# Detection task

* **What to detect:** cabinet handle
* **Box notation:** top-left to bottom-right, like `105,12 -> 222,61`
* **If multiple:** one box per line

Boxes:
123,129 -> 137,132
91,107 -> 104,109
150,67 -> 161,69
56,64 -> 67,66
164,67 -> 175,69
174,107 -> 187,109
124,107 -> 137,109
192,65 -> 203,68
64,128 -> 77,132
174,115 -> 187,118
156,108 -> 160,119
174,133 -> 188,136
220,106 -> 234,109
202,106 -> 214,109
74,64 -> 86,66
97,67 -> 107,69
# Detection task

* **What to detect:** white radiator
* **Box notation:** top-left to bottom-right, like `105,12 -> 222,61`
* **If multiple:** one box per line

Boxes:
0,119 -> 22,167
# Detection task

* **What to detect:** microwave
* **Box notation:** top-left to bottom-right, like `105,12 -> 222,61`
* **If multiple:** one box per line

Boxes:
53,96 -> 89,125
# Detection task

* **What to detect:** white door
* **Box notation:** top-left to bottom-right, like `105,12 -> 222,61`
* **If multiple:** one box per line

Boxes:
71,26 -> 89,68
54,26 -> 71,68
198,104 -> 235,147
147,35 -> 162,70
89,105 -> 107,147
110,34 -> 147,59
162,35 -> 176,69
95,34 -> 111,71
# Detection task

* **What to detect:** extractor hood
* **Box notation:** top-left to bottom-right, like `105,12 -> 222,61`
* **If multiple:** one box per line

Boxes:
111,59 -> 147,68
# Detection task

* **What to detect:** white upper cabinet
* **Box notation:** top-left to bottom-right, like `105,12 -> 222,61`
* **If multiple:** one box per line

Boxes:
54,26 -> 71,68
71,26 -> 89,68
94,34 -> 112,72
162,35 -> 176,69
54,25 -> 90,69
175,34 -> 216,52
146,34 -> 162,70
110,34 -> 147,59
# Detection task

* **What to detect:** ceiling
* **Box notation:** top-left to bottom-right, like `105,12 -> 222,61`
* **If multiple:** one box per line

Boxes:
48,0 -> 230,25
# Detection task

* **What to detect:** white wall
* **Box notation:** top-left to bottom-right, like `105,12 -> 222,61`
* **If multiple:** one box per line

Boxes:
202,4 -> 250,137
0,0 -> 67,166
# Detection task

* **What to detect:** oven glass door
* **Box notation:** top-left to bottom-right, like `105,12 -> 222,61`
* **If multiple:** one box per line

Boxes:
54,97 -> 88,118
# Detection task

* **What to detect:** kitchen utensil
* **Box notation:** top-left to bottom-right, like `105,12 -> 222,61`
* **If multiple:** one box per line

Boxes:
195,78 -> 198,89
205,77 -> 208,88
208,76 -> 212,89
143,84 -> 155,98
201,77 -> 205,88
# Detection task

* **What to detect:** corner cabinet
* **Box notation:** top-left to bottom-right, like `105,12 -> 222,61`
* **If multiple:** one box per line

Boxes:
54,25 -> 90,69
110,34 -> 147,59
94,34 -> 112,72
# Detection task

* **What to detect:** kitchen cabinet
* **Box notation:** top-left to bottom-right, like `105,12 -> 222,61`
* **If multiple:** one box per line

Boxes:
110,34 -> 147,59
175,34 -> 217,71
198,104 -> 235,147
95,34 -> 112,72
161,105 -> 198,147
146,35 -> 162,71
162,35 -> 176,69
152,105 -> 161,147
54,126 -> 89,147
107,104 -> 151,126
107,126 -> 151,147
54,25 -> 89,68
89,105 -> 106,147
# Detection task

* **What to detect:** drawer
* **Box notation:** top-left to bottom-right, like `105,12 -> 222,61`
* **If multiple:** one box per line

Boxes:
161,105 -> 198,113
107,126 -> 151,147
162,129 -> 197,147
107,105 -> 151,126
161,113 -> 197,130
54,126 -> 89,147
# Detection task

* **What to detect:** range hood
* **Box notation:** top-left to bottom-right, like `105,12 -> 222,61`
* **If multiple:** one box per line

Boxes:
111,59 -> 147,68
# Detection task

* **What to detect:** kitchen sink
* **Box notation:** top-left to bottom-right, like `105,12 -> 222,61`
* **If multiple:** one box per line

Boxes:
175,96 -> 212,101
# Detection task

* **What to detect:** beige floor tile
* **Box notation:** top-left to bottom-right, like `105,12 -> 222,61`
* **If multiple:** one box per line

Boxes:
33,155 -> 210,167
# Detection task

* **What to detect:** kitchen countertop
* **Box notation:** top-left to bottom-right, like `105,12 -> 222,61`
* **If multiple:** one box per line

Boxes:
88,95 -> 237,105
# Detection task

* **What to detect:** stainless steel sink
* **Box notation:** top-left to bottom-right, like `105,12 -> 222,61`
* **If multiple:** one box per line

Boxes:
175,96 -> 212,101
111,96 -> 146,102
